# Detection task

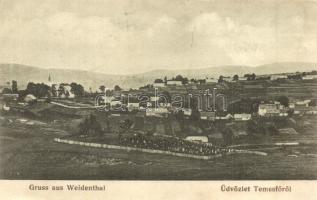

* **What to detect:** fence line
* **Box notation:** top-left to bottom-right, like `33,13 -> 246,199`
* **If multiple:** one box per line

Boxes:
51,101 -> 103,109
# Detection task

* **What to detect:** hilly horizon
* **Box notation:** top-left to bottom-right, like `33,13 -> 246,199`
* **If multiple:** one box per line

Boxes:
1,62 -> 317,90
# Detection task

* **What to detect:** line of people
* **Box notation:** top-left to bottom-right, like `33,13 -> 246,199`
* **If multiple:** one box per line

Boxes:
118,133 -> 228,156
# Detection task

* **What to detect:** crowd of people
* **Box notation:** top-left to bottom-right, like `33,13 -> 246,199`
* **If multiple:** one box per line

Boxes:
118,133 -> 228,156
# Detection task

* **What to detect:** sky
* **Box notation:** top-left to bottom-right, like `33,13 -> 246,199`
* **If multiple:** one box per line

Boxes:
0,0 -> 317,74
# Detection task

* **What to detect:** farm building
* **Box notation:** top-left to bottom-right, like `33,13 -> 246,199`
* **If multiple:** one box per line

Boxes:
185,136 -> 209,143
258,102 -> 281,116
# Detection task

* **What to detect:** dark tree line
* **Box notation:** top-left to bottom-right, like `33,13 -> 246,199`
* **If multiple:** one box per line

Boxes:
244,73 -> 256,81
26,82 -> 50,98
70,82 -> 85,97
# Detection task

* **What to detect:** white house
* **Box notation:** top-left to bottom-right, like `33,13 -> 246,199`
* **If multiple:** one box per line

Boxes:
2,93 -> 19,101
233,113 -> 251,121
239,77 -> 248,81
166,80 -> 182,86
302,74 -> 317,80
295,100 -> 311,107
216,114 -> 233,120
270,74 -> 287,80
153,83 -> 165,87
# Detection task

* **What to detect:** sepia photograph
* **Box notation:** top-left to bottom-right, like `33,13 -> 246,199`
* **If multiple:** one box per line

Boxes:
0,0 -> 317,182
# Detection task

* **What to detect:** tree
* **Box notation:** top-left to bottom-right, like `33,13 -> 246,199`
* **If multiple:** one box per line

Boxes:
154,79 -> 163,83
2,88 -> 12,94
26,82 -> 50,98
233,75 -> 239,81
277,96 -> 289,107
182,77 -> 189,85
244,73 -> 256,81
251,73 -> 256,80
11,80 -> 18,93
218,75 -> 224,83
190,78 -> 197,83
70,82 -> 85,97
114,85 -> 122,91
164,76 -> 167,83
175,75 -> 184,81
174,75 -> 188,84
99,85 -> 106,93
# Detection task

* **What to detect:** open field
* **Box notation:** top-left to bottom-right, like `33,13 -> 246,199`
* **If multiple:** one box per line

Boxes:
1,115 -> 317,180
235,79 -> 317,100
